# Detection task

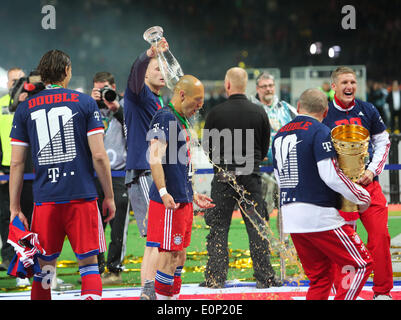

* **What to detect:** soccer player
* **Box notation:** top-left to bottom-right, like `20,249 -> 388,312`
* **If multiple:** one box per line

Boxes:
9,49 -> 115,300
323,66 -> 393,300
124,38 -> 168,299
272,88 -> 372,300
147,75 -> 215,300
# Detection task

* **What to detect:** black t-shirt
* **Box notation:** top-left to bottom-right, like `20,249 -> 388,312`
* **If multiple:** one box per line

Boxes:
203,94 -> 270,174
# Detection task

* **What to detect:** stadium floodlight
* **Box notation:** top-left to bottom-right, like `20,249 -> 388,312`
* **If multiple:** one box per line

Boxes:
328,45 -> 341,58
309,42 -> 322,55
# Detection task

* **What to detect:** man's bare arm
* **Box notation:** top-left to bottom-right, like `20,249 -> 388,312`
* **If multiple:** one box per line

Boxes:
88,133 -> 116,222
9,145 -> 29,229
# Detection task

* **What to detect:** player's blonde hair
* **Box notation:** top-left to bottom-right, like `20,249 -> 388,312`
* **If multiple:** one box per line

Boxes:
331,66 -> 356,84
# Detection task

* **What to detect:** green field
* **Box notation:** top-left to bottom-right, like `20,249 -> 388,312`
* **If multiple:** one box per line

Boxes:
0,211 -> 400,293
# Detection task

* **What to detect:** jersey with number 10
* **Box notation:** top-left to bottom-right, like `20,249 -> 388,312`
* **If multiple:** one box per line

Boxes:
10,88 -> 104,203
272,115 -> 338,207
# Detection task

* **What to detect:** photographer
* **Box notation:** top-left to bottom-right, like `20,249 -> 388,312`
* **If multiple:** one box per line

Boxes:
0,68 -> 33,287
91,72 -> 129,285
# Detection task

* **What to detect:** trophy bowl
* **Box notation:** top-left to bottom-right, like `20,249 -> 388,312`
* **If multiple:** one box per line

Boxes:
143,26 -> 164,44
331,125 -> 370,161
331,124 -> 370,212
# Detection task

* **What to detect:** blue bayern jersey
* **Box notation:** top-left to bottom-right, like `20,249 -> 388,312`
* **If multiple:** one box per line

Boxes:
10,87 -> 104,203
148,107 -> 193,204
272,115 -> 338,207
124,84 -> 162,170
124,52 -> 164,171
323,98 -> 387,160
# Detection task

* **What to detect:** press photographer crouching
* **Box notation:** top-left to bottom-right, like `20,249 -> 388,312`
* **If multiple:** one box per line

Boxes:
91,72 -> 129,285
0,68 -> 42,286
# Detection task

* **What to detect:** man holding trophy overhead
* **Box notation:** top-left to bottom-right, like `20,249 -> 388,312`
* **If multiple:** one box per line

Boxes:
124,27 -> 172,300
124,26 -> 186,300
323,66 -> 393,300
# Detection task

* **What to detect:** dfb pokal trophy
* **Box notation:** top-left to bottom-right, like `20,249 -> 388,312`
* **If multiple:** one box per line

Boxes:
143,26 -> 184,91
331,124 -> 370,212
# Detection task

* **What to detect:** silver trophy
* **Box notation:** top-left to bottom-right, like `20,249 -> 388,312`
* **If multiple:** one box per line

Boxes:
143,26 -> 184,90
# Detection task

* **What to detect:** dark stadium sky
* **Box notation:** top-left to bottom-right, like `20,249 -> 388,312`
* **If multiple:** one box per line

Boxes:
0,0 -> 400,91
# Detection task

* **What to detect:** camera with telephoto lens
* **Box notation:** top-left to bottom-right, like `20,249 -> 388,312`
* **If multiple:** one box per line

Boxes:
9,71 -> 45,112
99,86 -> 117,103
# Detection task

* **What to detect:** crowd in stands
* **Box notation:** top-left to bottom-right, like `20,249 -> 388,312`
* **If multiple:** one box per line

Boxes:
1,1 -> 400,128
1,0 -> 400,88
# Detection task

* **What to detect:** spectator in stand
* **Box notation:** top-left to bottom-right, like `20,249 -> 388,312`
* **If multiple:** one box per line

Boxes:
369,81 -> 389,128
319,81 -> 335,102
249,72 -> 297,216
386,80 -> 401,133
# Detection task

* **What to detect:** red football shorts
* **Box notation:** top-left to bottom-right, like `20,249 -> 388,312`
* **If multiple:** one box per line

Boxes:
146,200 -> 193,251
30,200 -> 106,261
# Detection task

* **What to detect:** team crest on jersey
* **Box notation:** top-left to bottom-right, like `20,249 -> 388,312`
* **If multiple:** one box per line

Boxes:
173,234 -> 183,245
94,111 -> 100,121
352,232 -> 371,259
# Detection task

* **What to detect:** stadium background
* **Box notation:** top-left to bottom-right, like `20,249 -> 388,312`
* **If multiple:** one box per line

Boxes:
0,0 -> 400,298
1,1 -> 400,96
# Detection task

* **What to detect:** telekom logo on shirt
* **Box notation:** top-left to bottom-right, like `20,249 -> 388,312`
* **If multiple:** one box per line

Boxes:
322,142 -> 333,152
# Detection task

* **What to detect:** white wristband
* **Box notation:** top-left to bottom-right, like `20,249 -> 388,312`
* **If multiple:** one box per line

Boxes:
159,187 -> 168,198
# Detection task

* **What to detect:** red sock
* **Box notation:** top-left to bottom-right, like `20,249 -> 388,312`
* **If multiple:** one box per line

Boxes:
172,276 -> 182,297
31,274 -> 51,300
80,264 -> 102,300
154,270 -> 174,299
172,266 -> 183,298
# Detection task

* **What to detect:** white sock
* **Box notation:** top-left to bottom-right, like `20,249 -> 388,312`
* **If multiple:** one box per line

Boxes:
156,293 -> 173,300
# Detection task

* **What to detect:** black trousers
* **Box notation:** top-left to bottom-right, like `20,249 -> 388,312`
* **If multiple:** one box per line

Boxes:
390,108 -> 401,132
0,180 -> 33,263
96,177 -> 129,274
204,172 -> 276,285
